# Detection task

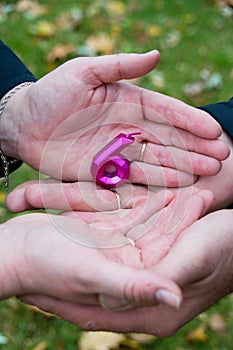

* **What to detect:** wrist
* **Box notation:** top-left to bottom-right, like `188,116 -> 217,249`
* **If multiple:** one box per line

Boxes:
0,82 -> 34,159
0,219 -> 25,300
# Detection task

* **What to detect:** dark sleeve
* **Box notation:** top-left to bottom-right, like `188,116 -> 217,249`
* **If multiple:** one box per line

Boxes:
198,97 -> 233,138
0,40 -> 37,98
0,40 -> 37,178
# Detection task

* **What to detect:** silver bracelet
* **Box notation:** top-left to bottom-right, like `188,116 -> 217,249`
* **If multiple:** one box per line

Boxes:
0,81 -> 35,191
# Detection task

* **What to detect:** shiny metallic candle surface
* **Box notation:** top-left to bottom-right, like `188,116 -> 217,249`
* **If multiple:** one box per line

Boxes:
91,132 -> 140,188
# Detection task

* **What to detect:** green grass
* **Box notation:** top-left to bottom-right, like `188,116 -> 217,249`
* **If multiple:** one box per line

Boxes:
0,0 -> 233,348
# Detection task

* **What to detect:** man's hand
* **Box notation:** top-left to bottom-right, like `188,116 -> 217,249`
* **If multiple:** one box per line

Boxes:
0,51 -> 229,186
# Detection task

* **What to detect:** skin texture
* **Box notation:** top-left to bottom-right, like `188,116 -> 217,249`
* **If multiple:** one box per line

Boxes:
1,189 -> 183,307
1,50 -> 232,335
0,51 -> 229,187
6,181 -> 214,329
19,209 -> 233,337
6,130 -> 233,336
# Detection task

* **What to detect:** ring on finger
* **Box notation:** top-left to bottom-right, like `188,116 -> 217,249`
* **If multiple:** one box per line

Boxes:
111,190 -> 122,210
139,141 -> 147,162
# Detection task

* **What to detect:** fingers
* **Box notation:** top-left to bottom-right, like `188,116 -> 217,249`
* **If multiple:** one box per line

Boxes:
76,50 -> 160,86
154,210 -> 232,287
141,89 -> 222,139
7,179 -> 174,216
138,144 -> 222,176
63,188 -> 174,238
20,251 -> 182,310
129,162 -> 197,187
6,180 -> 120,213
89,257 -> 182,308
134,189 -> 214,266
17,296 -> 181,336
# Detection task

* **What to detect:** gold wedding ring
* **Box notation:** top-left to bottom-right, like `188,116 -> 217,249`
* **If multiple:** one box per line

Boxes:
112,191 -> 122,210
139,141 -> 147,162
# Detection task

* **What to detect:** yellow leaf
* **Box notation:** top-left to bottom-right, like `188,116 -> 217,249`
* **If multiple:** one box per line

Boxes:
185,326 -> 208,343
46,44 -> 76,62
32,341 -> 48,350
106,1 -> 126,16
34,20 -> 56,38
128,333 -> 155,344
146,25 -> 163,38
87,33 -> 115,55
27,305 -> 55,318
120,338 -> 143,350
79,331 -> 125,350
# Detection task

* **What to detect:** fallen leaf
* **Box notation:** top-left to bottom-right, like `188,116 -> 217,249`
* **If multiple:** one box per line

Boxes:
146,25 -> 163,38
120,338 -> 142,350
79,331 -> 125,350
216,0 -> 233,7
185,326 -> 208,343
32,341 -> 48,350
16,0 -> 48,17
128,333 -> 155,344
32,20 -> 56,38
87,33 -> 115,54
46,44 -> 76,62
27,304 -> 55,318
106,1 -> 126,16
55,8 -> 83,31
208,313 -> 227,334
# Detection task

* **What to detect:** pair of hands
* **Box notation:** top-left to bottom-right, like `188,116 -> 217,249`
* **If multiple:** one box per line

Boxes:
6,130 -> 233,336
1,50 -> 232,336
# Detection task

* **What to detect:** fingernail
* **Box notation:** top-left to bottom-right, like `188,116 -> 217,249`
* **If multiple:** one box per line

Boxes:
155,289 -> 181,309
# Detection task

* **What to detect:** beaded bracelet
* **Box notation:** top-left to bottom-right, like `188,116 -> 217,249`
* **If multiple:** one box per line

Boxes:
0,81 -> 35,190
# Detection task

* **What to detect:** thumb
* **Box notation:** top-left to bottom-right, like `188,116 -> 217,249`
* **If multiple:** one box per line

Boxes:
75,50 -> 160,85
93,259 -> 182,310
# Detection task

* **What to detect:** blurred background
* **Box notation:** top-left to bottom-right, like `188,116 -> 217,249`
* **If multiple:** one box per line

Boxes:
0,0 -> 232,349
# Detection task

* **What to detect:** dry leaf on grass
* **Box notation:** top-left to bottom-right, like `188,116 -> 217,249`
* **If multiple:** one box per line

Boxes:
128,333 -> 155,344
55,9 -> 83,31
185,326 -> 208,343
31,20 -> 56,38
46,44 -> 76,62
208,312 -> 227,334
26,304 -> 55,318
32,341 -> 48,350
16,0 -> 48,16
79,331 -> 125,350
87,33 -> 115,55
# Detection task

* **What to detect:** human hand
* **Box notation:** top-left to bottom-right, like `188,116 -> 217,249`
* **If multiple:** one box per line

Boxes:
0,51 -> 228,187
8,179 -> 214,319
19,208 -> 233,336
192,130 -> 233,211
0,192 -> 183,309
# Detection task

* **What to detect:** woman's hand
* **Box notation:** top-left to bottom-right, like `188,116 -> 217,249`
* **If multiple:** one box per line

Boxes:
0,208 -> 182,309
18,209 -> 233,337
0,51 -> 228,186
7,178 -> 214,316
